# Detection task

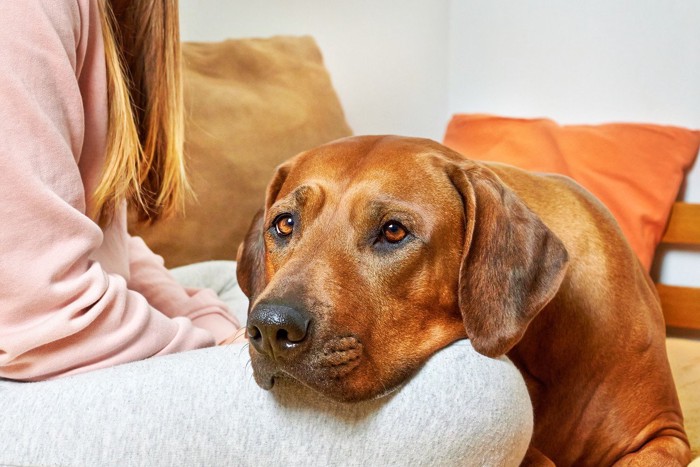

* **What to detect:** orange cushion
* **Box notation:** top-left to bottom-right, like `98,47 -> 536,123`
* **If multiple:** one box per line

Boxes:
443,114 -> 700,270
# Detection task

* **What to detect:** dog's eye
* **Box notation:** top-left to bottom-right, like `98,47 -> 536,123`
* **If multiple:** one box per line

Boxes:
381,221 -> 408,243
273,214 -> 295,237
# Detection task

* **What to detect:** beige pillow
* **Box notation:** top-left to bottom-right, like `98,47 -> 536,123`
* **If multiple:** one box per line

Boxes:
129,36 -> 352,267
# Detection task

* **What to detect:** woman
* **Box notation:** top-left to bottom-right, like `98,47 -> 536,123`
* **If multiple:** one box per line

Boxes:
0,1 -> 532,465
0,0 -> 244,381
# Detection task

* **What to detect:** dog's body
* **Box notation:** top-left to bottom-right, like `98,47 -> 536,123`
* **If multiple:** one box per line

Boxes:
237,136 -> 689,465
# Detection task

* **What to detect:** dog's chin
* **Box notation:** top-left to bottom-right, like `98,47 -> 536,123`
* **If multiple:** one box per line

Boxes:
298,371 -> 406,403
253,365 -> 404,403
248,334 -> 428,402
250,354 -> 415,403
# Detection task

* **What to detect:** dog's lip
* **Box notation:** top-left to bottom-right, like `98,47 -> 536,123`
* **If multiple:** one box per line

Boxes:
254,369 -> 283,390
260,374 -> 275,390
250,335 -> 365,394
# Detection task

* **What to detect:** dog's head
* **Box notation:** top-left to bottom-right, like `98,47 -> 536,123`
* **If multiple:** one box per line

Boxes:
237,136 -> 568,402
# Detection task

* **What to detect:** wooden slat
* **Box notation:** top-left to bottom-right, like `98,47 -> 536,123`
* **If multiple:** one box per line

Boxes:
657,284 -> 700,330
655,202 -> 700,331
660,202 -> 700,245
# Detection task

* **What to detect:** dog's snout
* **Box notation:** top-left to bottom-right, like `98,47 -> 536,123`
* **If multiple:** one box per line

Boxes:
247,303 -> 311,358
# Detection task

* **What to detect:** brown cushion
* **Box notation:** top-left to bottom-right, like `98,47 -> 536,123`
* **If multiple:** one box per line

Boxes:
129,36 -> 352,267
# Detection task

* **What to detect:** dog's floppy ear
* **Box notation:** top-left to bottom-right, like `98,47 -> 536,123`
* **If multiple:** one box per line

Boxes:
236,162 -> 293,300
448,163 -> 569,358
236,209 -> 266,299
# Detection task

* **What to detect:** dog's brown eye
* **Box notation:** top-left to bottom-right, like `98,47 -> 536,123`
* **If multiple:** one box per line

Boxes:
274,214 -> 294,237
382,221 -> 408,243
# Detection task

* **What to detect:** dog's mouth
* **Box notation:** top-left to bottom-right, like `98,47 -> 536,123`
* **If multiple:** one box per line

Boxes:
250,335 -> 373,400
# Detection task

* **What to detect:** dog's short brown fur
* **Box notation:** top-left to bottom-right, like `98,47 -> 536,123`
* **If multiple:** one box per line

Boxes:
237,136 -> 690,465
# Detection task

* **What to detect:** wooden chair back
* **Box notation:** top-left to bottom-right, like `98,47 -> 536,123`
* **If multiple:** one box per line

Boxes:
655,202 -> 700,330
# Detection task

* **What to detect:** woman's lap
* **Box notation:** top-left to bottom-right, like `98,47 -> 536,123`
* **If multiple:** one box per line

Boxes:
0,261 -> 533,466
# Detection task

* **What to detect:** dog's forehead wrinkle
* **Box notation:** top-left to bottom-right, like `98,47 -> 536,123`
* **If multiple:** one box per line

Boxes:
288,183 -> 323,206
268,182 -> 326,221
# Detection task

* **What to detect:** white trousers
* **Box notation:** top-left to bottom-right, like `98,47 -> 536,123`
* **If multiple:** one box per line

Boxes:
0,261 -> 533,467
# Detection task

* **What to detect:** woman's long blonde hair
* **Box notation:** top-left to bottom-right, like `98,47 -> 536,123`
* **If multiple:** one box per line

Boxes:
94,0 -> 189,225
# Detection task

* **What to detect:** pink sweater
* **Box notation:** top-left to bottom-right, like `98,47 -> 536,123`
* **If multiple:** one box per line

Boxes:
0,0 -> 240,381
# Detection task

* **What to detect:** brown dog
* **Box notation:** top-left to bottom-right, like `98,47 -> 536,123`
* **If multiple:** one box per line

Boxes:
236,135 -> 690,465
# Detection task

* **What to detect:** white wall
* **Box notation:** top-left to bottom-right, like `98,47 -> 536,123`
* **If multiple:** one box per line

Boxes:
179,0 -> 450,139
448,1 -> 700,129
180,1 -> 699,286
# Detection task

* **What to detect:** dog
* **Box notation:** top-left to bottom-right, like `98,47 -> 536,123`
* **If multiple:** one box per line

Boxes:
236,135 -> 690,465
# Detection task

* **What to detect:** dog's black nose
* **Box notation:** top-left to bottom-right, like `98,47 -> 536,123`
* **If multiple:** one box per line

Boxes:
247,303 -> 311,359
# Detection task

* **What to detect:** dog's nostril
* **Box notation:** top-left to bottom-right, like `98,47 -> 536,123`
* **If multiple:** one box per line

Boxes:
281,327 -> 307,343
247,303 -> 311,357
248,325 -> 262,340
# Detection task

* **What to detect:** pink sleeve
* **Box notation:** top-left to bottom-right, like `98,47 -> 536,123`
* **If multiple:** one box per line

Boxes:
127,236 -> 240,344
0,1 -> 214,381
